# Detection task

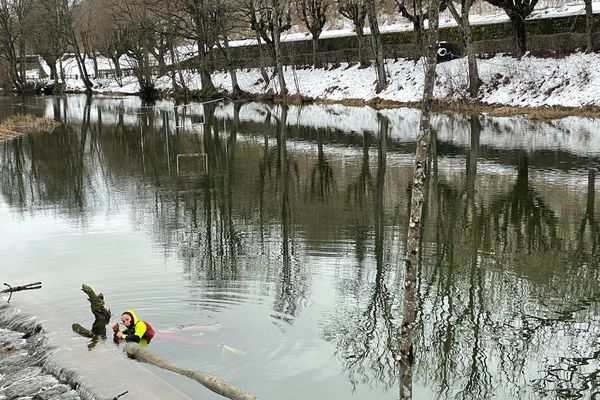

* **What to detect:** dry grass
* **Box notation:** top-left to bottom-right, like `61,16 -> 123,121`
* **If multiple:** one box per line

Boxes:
429,100 -> 600,119
317,98 -> 370,107
0,114 -> 60,142
484,105 -> 600,119
327,98 -> 600,120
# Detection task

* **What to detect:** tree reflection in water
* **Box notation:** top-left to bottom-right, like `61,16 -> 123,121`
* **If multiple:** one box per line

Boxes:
274,105 -> 306,319
322,113 -> 401,391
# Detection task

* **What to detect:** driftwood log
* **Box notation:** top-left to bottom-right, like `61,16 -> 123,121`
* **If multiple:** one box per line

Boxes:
1,282 -> 42,303
72,284 -> 111,340
125,343 -> 259,400
71,323 -> 95,338
81,284 -> 111,321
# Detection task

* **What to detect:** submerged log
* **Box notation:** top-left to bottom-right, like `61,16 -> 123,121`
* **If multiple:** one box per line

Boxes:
71,323 -> 94,338
125,343 -> 259,400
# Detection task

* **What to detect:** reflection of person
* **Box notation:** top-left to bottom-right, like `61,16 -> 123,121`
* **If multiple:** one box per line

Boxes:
112,310 -> 154,344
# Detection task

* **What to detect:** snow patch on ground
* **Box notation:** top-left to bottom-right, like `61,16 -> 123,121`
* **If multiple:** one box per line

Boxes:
56,51 -> 600,109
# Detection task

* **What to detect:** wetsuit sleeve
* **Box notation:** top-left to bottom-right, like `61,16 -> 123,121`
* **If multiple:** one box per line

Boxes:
122,321 -> 147,343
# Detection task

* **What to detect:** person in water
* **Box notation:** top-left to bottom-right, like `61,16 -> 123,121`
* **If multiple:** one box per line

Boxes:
112,310 -> 155,344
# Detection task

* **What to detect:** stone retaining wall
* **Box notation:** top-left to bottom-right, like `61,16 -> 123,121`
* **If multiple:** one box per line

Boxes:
207,13 -> 599,69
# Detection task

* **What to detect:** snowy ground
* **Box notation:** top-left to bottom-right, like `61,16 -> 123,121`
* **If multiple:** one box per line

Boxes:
49,51 -> 600,110
36,0 -> 599,109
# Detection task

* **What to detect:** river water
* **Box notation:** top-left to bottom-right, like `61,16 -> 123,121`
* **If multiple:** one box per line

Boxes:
1,95 -> 600,399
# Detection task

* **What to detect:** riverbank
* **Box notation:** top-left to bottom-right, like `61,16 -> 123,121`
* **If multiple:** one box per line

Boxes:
57,51 -> 600,119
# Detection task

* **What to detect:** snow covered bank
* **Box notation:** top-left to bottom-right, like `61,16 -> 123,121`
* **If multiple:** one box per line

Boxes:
67,51 -> 599,111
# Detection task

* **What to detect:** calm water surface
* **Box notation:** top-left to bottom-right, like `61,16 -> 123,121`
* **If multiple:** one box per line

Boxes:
1,95 -> 600,399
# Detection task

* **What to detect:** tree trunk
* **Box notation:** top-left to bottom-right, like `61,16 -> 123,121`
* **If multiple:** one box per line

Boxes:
50,63 -> 58,84
59,58 -> 65,82
272,0 -> 288,96
75,53 -> 93,95
111,55 -> 122,78
312,37 -> 319,68
91,52 -> 98,78
255,31 -> 271,86
223,38 -> 242,96
18,42 -> 26,85
169,45 -> 187,99
463,9 -> 480,97
448,1 -> 480,97
72,35 -> 93,95
8,46 -> 24,90
197,39 -> 216,95
585,0 -> 594,52
132,45 -> 156,103
155,51 -> 167,76
357,25 -> 367,67
365,0 -> 387,92
413,19 -> 424,56
510,14 -> 527,57
398,0 -> 441,396
125,344 -> 259,400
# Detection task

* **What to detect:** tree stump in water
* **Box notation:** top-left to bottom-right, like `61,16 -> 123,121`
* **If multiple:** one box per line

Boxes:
72,284 -> 111,340
125,343 -> 260,400
81,284 -> 111,322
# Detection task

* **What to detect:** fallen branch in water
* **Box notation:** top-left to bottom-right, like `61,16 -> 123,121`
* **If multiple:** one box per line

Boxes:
112,391 -> 129,400
81,283 -> 111,321
71,323 -> 94,338
125,343 -> 259,400
1,282 -> 42,303
72,284 -> 111,343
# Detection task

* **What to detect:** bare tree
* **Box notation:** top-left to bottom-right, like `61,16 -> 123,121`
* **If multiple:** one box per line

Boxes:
395,0 -> 447,54
95,25 -> 129,81
483,0 -> 538,57
37,0 -> 95,94
176,0 -> 218,95
447,0 -> 480,97
77,1 -> 101,78
28,0 -> 66,86
147,20 -> 172,77
296,0 -> 331,68
211,0 -> 245,96
399,0 -> 442,395
239,0 -> 271,85
0,0 -> 32,90
365,0 -> 386,91
90,0 -> 127,81
240,0 -> 291,90
271,0 -> 288,95
143,0 -> 193,98
111,0 -> 158,101
338,0 -> 368,67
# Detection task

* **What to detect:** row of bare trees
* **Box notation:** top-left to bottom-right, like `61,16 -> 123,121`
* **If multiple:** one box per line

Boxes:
0,0 -> 595,99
